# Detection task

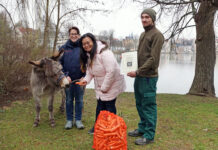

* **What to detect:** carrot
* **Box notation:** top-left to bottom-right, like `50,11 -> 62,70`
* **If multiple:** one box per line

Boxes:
92,111 -> 127,150
98,125 -> 119,132
75,82 -> 84,85
110,143 -> 124,150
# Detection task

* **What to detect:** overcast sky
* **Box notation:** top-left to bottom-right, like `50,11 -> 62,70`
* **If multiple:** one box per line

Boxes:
72,0 -> 218,39
83,1 -> 145,38
1,0 -> 217,39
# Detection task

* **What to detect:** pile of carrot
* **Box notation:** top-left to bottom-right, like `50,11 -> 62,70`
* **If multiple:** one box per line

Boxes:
92,111 -> 127,150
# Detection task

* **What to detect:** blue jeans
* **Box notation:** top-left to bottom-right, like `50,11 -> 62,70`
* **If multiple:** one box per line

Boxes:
65,84 -> 84,121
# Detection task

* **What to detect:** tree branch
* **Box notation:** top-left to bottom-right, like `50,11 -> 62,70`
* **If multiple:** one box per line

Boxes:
133,0 -> 201,5
0,3 -> 16,36
163,11 -> 193,35
153,0 -> 200,5
168,17 -> 195,40
176,16 -> 195,37
59,8 -> 108,21
48,0 -> 58,23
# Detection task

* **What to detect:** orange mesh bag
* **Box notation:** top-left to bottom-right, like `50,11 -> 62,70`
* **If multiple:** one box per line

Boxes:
92,110 -> 127,150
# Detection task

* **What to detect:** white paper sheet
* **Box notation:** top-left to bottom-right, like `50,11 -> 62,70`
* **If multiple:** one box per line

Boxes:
120,51 -> 138,74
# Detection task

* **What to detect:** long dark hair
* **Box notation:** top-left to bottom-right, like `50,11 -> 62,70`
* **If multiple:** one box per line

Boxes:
79,33 -> 97,72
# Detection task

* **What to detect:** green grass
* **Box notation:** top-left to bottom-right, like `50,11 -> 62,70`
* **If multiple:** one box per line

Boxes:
0,89 -> 218,150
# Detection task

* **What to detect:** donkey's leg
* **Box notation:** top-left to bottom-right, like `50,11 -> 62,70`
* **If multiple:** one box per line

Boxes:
59,89 -> 66,113
33,95 -> 41,127
48,94 -> 55,127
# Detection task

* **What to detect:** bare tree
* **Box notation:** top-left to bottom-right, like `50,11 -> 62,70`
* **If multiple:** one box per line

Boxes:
99,30 -> 110,41
52,0 -> 109,52
98,29 -> 116,50
52,0 -> 61,52
134,0 -> 218,97
4,0 -> 122,52
42,0 -> 50,49
108,29 -> 114,50
0,4 -> 16,37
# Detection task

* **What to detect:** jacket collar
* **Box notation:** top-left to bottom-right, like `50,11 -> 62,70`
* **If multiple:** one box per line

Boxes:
65,39 -> 80,48
144,25 -> 155,32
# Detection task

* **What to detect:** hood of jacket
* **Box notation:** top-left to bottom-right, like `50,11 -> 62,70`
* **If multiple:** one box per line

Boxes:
97,41 -> 108,54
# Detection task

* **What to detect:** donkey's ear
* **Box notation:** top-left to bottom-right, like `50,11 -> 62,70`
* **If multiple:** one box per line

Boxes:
29,60 -> 43,67
51,49 -> 64,61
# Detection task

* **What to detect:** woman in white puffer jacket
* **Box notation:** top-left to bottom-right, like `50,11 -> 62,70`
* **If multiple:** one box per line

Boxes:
79,33 -> 126,134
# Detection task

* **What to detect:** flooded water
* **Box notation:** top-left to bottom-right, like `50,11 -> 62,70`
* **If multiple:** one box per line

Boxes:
87,54 -> 218,95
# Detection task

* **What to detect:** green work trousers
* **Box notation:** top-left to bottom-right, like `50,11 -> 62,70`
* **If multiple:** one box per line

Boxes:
134,76 -> 158,140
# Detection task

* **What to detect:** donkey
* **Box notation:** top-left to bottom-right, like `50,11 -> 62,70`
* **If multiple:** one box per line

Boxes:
29,50 -> 70,127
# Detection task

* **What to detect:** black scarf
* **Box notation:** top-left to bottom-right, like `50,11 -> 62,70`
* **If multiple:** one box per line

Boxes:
144,25 -> 155,32
67,39 -> 80,48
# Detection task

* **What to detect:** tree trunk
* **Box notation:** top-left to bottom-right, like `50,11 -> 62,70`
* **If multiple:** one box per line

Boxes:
188,1 -> 216,97
53,0 -> 60,52
42,0 -> 49,50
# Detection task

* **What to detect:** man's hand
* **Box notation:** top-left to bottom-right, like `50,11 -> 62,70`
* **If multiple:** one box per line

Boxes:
127,71 -> 137,78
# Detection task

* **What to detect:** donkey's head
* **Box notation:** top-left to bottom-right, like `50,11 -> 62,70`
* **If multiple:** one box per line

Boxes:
29,49 -> 70,88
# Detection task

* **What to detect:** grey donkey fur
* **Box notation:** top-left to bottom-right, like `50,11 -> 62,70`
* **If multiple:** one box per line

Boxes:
59,89 -> 66,113
29,50 -> 70,127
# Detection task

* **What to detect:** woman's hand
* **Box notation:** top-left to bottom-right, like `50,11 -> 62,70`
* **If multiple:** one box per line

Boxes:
80,80 -> 87,86
66,76 -> 72,83
101,90 -> 107,93
76,78 -> 87,86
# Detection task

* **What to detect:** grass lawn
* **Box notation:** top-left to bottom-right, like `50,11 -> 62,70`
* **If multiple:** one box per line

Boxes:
0,89 -> 218,150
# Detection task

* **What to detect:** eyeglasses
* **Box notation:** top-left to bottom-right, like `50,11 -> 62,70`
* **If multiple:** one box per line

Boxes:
83,40 -> 93,46
70,33 -> 78,36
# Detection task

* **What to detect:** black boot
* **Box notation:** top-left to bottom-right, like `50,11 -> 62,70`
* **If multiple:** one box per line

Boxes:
128,129 -> 144,137
88,127 -> 94,135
